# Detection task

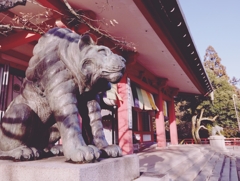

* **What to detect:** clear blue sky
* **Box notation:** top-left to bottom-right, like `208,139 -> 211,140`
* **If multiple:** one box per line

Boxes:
178,0 -> 240,84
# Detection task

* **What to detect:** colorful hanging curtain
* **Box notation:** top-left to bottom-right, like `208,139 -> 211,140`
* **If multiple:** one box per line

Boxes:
131,83 -> 140,108
163,101 -> 168,117
135,87 -> 144,110
147,92 -> 159,111
131,82 -> 159,111
140,89 -> 152,110
103,83 -> 123,106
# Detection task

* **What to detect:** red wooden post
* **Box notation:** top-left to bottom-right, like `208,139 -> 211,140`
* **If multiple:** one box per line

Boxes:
169,98 -> 178,145
155,91 -> 167,147
117,74 -> 133,154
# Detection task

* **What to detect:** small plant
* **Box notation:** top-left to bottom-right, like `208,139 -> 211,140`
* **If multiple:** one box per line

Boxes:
206,123 -> 213,136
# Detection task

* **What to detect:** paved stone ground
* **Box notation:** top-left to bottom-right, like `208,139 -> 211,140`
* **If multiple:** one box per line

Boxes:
236,158 -> 240,180
232,147 -> 240,181
135,144 -> 240,181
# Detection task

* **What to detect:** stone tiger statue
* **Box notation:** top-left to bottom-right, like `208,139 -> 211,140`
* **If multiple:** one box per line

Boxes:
0,27 -> 125,163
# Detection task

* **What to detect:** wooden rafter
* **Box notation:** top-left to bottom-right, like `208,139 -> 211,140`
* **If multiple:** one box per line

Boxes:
3,49 -> 31,61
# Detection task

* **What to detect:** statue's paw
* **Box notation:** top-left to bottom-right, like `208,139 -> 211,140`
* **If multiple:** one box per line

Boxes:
14,146 -> 40,161
50,145 -> 63,156
65,145 -> 101,163
0,146 -> 40,161
101,145 -> 122,158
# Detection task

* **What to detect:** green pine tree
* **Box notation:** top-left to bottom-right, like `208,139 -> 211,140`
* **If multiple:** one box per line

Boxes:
176,46 -> 240,139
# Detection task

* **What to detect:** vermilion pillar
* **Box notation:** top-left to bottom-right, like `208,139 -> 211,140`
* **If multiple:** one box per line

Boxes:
169,98 -> 178,145
117,74 -> 133,154
155,91 -> 166,147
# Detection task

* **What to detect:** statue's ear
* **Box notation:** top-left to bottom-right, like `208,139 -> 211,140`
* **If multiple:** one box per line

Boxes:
78,34 -> 95,50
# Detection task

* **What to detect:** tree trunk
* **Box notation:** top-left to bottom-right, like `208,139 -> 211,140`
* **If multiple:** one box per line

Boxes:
191,109 -> 218,144
191,115 -> 197,143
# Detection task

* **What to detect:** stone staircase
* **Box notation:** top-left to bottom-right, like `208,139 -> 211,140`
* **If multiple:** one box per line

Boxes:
182,148 -> 238,181
135,145 -> 239,181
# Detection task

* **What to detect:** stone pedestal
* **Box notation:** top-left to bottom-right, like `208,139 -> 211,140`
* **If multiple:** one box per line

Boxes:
0,154 -> 139,181
208,135 -> 227,151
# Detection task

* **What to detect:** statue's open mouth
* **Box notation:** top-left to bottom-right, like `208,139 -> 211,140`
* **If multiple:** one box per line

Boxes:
102,68 -> 125,75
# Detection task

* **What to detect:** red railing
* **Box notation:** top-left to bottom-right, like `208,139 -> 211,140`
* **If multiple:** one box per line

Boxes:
179,138 -> 240,145
178,138 -> 209,144
224,138 -> 240,145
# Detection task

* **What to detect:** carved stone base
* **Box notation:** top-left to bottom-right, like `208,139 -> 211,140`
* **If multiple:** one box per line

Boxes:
208,135 -> 228,151
0,154 -> 139,181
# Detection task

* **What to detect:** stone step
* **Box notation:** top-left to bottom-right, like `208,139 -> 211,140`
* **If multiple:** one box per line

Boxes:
220,157 -> 230,181
134,172 -> 169,181
195,152 -> 225,181
218,156 -> 238,181
175,150 -> 215,181
136,145 -> 212,181
136,145 -> 239,181
138,146 -> 203,173
230,157 -> 238,181
168,149 -> 212,180
193,150 -> 237,181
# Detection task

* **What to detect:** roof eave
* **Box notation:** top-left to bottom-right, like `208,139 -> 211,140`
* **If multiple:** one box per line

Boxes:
134,0 -> 213,96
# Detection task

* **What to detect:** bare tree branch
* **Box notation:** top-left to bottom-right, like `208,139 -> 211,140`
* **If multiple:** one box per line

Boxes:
0,0 -> 136,51
62,0 -> 136,51
198,125 -> 208,131
200,115 -> 218,122
0,0 -> 63,35
192,109 -> 218,144
27,0 -> 63,16
0,24 -> 44,34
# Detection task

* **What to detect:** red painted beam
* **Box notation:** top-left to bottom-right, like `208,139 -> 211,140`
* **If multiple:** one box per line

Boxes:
37,0 -> 67,13
0,32 -> 41,51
